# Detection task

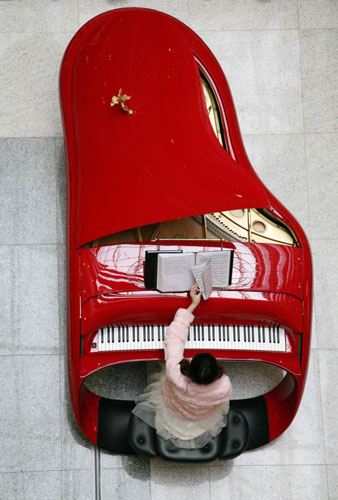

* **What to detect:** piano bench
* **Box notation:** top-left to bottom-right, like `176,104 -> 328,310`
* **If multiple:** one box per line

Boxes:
128,408 -> 249,463
97,398 -> 137,454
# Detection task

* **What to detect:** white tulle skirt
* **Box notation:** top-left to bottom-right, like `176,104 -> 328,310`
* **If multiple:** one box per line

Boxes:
132,366 -> 229,449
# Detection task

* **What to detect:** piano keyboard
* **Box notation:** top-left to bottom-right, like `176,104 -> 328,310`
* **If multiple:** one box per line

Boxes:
92,324 -> 286,352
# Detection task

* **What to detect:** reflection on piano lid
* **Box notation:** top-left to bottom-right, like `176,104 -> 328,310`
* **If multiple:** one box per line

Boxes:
91,323 -> 286,353
85,207 -> 298,248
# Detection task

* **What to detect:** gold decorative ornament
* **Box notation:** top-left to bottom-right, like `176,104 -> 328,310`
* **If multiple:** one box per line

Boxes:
110,88 -> 133,115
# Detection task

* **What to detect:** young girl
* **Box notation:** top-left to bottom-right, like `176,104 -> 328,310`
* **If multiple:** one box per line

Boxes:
132,284 -> 232,449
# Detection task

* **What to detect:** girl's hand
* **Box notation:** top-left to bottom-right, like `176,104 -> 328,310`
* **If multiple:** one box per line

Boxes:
189,283 -> 202,306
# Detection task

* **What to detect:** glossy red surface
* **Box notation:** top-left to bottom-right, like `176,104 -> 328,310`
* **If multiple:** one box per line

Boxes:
60,8 -> 270,248
60,8 -> 312,452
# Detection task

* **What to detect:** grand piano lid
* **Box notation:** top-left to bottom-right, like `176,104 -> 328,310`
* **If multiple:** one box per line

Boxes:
60,8 -> 271,248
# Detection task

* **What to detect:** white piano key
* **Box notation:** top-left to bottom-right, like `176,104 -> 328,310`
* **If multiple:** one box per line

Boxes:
267,327 -> 272,352
138,325 -> 144,348
253,326 -> 259,351
238,325 -> 245,350
103,326 -> 108,351
280,327 -> 286,351
214,325 -> 220,349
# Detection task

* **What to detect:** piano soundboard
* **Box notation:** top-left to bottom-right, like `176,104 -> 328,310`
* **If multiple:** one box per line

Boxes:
91,324 -> 286,353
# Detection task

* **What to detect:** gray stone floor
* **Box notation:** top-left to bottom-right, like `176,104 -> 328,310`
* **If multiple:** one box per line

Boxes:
0,1 -> 338,499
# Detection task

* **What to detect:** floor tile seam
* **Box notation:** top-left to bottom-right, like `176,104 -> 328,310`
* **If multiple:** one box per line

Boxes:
311,347 -> 338,351
0,468 -> 93,475
325,464 -> 330,499
56,143 -> 64,361
77,0 -> 80,28
150,462 -> 329,469
196,28 -> 300,33
0,468 -> 63,474
298,15 -> 314,246
0,243 -> 59,247
0,30 -> 77,35
0,136 -> 62,140
0,135 -> 64,140
317,350 -> 331,468
309,237 -> 338,242
199,27 -> 338,33
0,353 -> 61,357
58,349 -> 63,490
211,463 -> 328,468
244,132 -> 338,137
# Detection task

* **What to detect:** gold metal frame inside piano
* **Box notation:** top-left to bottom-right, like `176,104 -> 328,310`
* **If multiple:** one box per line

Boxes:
86,208 -> 298,248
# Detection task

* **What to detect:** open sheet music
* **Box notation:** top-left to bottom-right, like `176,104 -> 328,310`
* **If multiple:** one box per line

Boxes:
144,249 -> 233,299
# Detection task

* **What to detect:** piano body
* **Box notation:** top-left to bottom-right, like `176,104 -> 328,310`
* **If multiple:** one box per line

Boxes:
59,8 -> 312,463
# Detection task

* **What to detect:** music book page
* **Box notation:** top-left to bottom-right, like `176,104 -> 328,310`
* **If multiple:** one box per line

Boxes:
157,252 -> 195,292
196,250 -> 233,287
191,260 -> 212,300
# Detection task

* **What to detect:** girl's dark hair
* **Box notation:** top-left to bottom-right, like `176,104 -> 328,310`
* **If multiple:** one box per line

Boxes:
179,353 -> 224,385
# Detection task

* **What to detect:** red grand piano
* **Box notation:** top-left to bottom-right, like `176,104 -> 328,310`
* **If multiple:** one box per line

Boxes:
59,8 -> 312,463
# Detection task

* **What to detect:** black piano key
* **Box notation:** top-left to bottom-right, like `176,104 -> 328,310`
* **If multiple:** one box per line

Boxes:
208,325 -> 211,342
201,326 -> 205,342
273,327 -> 276,343
107,328 -> 110,344
152,326 -> 154,342
122,327 -> 125,343
101,330 -> 104,344
132,326 -> 135,342
277,327 -> 280,343
269,327 -> 271,344
237,326 -> 240,342
187,328 -> 190,341
243,326 -> 247,342
233,326 -> 236,342
218,327 -> 222,342
262,327 -> 265,343
197,327 -> 200,342
251,326 -> 254,342
258,327 -> 261,343
212,326 -> 215,342
118,327 -> 121,343
126,326 -> 129,343
226,326 -> 229,342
